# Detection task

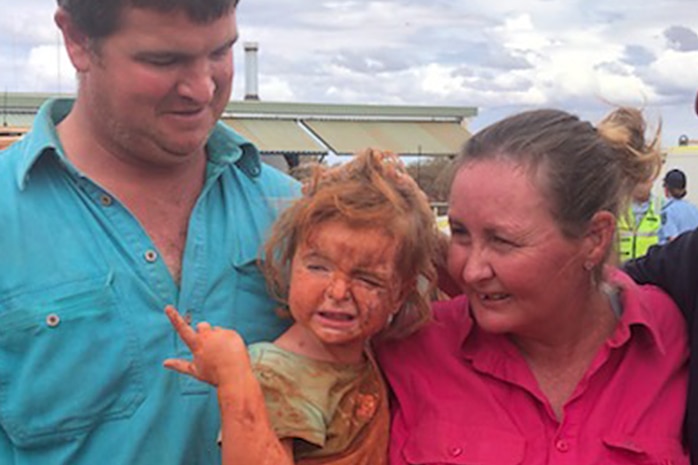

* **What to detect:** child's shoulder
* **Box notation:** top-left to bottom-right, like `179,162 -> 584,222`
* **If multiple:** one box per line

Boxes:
247,341 -> 297,369
248,341 -> 280,358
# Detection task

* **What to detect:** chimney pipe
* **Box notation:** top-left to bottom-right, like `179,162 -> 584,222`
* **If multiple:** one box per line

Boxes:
244,42 -> 260,101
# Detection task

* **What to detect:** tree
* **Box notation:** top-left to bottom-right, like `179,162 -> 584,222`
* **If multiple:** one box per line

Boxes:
405,156 -> 455,204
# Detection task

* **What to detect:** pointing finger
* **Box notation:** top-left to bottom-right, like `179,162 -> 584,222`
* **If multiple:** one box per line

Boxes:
165,305 -> 199,349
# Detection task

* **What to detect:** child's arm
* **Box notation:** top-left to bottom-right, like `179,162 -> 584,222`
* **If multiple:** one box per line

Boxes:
217,369 -> 294,465
162,306 -> 294,465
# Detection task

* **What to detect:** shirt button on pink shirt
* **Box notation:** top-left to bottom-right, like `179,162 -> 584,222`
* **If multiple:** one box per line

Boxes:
449,446 -> 463,457
555,439 -> 569,452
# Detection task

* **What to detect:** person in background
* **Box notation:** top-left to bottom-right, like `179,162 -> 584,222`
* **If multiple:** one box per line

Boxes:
624,88 -> 698,465
624,230 -> 698,465
659,168 -> 698,243
377,107 -> 689,465
0,1 -> 298,464
163,148 -> 440,465
617,178 -> 662,262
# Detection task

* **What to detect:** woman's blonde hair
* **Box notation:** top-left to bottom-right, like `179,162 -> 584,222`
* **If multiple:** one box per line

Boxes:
455,107 -> 661,276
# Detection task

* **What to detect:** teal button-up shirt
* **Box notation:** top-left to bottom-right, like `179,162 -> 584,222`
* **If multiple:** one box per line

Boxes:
0,99 -> 299,464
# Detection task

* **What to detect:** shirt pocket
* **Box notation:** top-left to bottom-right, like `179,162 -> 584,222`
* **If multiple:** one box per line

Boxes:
0,275 -> 146,447
229,253 -> 291,344
402,420 -> 525,465
601,433 -> 689,465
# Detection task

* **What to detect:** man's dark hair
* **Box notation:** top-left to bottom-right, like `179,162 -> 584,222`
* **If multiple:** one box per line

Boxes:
56,0 -> 239,39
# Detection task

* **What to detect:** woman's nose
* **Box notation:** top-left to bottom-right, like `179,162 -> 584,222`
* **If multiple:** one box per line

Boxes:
461,246 -> 494,284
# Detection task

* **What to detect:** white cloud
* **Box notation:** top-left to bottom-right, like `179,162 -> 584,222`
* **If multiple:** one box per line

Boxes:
649,50 -> 698,91
2,0 -> 698,144
24,45 -> 76,93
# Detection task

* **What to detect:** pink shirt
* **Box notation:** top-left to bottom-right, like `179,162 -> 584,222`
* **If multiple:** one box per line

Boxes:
376,271 -> 688,465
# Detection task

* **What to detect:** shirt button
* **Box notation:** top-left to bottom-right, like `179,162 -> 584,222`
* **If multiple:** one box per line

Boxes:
449,446 -> 463,457
100,194 -> 113,206
46,313 -> 61,328
555,439 -> 569,452
144,250 -> 158,263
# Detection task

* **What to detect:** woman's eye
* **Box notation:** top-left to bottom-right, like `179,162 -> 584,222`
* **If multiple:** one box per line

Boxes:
492,236 -> 516,248
449,222 -> 469,237
449,228 -> 472,245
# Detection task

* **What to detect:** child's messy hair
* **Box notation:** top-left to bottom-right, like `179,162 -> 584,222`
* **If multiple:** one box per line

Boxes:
260,148 -> 440,339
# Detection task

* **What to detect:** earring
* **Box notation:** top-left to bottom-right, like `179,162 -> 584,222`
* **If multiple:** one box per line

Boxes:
584,261 -> 594,271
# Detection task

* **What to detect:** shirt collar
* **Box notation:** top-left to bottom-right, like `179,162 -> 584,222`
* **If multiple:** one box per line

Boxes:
16,98 -> 72,190
206,120 -> 262,178
607,268 -> 666,354
460,268 -> 667,366
16,99 -> 263,190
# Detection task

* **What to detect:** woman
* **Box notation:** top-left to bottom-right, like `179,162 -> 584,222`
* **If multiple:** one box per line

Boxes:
377,108 -> 689,464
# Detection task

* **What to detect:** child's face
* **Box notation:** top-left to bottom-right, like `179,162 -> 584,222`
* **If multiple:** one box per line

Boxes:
287,219 -> 404,357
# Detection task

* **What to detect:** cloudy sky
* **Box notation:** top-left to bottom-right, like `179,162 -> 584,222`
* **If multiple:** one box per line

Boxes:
2,0 -> 698,146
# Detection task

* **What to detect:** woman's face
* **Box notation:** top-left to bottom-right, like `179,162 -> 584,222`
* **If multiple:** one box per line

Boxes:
446,159 -> 590,339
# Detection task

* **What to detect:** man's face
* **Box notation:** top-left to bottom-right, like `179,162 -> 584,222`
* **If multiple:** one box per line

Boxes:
79,6 -> 237,167
631,180 -> 653,203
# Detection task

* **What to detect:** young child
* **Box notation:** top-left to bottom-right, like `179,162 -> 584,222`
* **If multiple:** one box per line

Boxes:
163,148 -> 440,464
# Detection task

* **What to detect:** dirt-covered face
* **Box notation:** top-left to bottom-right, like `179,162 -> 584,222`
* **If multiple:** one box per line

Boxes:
286,219 -> 405,360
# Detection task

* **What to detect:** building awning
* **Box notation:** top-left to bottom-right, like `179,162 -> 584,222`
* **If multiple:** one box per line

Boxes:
221,118 -> 326,154
302,120 -> 470,156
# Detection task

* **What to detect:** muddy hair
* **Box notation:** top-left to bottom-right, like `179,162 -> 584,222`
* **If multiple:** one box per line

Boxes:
56,0 -> 238,39
261,148 -> 440,340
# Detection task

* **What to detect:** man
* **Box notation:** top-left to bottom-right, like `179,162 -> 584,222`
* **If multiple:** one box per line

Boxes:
617,179 -> 662,262
0,1 -> 298,464
624,91 -> 698,464
624,230 -> 698,464
659,168 -> 698,243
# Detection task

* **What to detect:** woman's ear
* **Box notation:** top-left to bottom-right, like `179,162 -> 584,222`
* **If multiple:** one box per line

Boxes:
55,7 -> 93,73
584,211 -> 616,267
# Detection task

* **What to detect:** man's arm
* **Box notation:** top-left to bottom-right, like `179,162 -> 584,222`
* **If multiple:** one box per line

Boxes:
624,228 -> 698,321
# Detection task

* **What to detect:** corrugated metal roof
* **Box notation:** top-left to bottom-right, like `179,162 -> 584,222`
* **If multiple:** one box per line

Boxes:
303,120 -> 470,156
225,100 -> 477,120
0,92 -> 476,156
222,118 -> 326,154
1,92 -> 478,121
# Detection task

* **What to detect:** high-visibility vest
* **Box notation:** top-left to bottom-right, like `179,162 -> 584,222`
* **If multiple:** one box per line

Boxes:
617,198 -> 662,262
